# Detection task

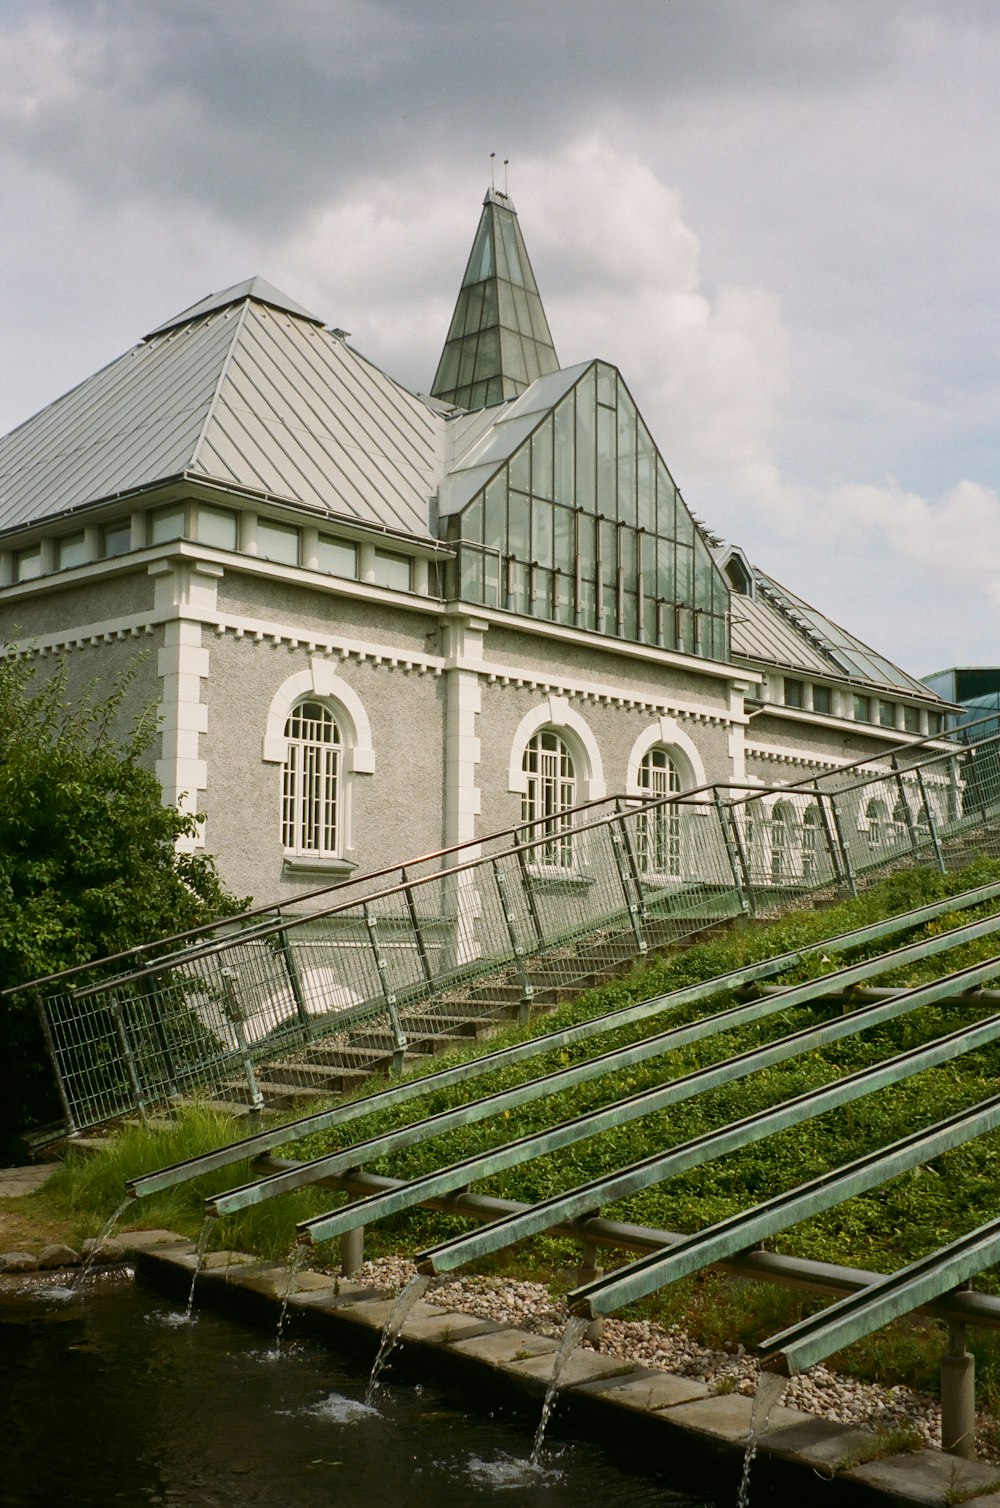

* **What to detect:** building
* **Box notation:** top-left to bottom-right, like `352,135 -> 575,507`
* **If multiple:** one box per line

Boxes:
0,189 -> 951,904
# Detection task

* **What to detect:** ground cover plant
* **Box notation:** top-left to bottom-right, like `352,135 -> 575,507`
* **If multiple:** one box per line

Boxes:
26,857 -> 1000,1426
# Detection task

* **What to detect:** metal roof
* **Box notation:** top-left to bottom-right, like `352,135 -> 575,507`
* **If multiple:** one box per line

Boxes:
0,289 -> 441,540
145,277 -> 323,338
730,565 -> 940,699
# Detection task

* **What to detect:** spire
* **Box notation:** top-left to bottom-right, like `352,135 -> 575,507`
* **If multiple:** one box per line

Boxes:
430,188 -> 559,410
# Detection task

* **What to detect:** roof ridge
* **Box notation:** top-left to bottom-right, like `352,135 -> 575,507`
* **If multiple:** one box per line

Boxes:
187,300 -> 252,475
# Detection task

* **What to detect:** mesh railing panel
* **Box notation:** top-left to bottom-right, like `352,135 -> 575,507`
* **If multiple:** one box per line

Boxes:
30,733 -> 1000,1131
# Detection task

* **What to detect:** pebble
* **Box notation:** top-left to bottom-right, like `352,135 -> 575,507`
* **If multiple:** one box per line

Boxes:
348,1256 -> 983,1458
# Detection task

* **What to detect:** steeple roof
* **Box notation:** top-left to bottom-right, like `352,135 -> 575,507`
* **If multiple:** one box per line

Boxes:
430,188 -> 559,411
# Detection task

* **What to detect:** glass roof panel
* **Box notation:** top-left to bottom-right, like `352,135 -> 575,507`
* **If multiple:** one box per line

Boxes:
431,191 -> 559,409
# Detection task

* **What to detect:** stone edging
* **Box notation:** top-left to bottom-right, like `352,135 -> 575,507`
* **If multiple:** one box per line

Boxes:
54,1229 -> 998,1508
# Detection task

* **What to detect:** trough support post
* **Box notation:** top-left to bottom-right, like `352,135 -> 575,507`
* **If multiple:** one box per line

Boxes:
340,1224 -> 365,1278
941,1319 -> 977,1459
575,1236 -> 605,1344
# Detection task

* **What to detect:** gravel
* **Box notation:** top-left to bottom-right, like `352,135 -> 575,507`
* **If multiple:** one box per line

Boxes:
350,1256 -> 966,1455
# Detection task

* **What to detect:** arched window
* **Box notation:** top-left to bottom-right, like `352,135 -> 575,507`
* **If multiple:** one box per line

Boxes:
802,804 -> 820,880
636,746 -> 682,875
282,701 -> 343,857
892,797 -> 911,847
865,798 -> 888,854
770,802 -> 794,881
522,729 -> 576,868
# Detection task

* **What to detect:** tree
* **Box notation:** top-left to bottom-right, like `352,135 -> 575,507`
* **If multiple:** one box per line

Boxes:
0,652 -> 249,1143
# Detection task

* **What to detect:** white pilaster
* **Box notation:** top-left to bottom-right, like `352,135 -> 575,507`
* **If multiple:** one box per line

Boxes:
149,559 -> 221,847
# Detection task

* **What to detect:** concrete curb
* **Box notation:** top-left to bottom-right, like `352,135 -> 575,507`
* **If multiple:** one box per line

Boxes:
116,1231 -> 1000,1508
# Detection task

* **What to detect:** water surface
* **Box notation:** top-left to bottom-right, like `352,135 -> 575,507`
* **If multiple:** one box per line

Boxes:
1,1273 -> 710,1507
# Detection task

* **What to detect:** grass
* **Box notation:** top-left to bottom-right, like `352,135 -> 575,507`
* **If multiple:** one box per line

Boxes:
21,855 -> 1000,1424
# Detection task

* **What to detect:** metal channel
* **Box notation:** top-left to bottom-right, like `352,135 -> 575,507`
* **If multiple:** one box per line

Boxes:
760,1213 -> 1000,1377
207,907 -> 1000,1218
567,1093 -> 1000,1319
296,952 -> 1000,1247
127,882 -> 1000,1200
420,1004 -> 1000,1278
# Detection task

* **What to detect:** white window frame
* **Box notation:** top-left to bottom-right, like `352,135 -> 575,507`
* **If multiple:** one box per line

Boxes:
262,659 -> 375,869
282,701 -> 343,858
521,729 -> 577,870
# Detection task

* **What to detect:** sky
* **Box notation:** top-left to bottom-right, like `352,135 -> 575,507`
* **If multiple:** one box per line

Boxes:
2,0 -> 998,680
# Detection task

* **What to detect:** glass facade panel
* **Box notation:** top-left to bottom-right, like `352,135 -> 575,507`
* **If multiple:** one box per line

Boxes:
197,505 -> 238,550
879,701 -> 896,728
784,678 -> 804,709
257,518 -> 299,566
904,705 -> 921,734
101,520 -> 131,559
812,685 -> 833,715
149,505 -> 185,545
446,360 -> 729,659
15,545 -> 42,581
373,549 -> 411,592
316,535 -> 357,578
853,694 -> 872,723
57,531 -> 88,570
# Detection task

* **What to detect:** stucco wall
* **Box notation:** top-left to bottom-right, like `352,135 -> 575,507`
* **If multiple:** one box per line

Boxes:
199,631 -> 447,902
215,572 -> 439,654
0,569 -> 156,642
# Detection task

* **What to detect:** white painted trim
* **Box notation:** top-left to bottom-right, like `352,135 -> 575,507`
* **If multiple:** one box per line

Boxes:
261,658 -> 376,774
482,662 -> 735,727
444,601 -> 761,687
507,696 -> 606,800
624,716 -> 707,797
215,614 -> 444,675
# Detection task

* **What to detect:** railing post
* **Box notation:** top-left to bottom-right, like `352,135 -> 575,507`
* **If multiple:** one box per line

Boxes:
715,794 -> 752,916
401,865 -> 435,988
915,765 -> 947,873
492,860 -> 534,1025
363,905 -> 407,1075
219,967 -> 266,1110
147,973 -> 179,1095
110,992 -> 148,1120
890,759 -> 922,858
33,990 -> 79,1137
815,793 -> 845,890
512,833 -> 546,949
827,793 -> 858,898
614,798 -> 651,924
273,923 -> 314,1041
608,808 -> 647,953
941,1319 -> 976,1459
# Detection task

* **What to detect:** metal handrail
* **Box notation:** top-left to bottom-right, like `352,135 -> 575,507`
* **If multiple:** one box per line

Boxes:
9,705 -> 990,1001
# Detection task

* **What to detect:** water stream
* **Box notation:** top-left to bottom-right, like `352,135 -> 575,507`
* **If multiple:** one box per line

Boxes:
364,1274 -> 431,1405
735,1368 -> 787,1508
182,1214 -> 216,1322
5,1279 -> 699,1506
71,1197 -> 132,1291
530,1314 -> 589,1465
274,1242 -> 309,1353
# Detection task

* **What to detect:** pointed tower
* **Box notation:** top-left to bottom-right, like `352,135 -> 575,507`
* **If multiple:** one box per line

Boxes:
431,189 -> 559,410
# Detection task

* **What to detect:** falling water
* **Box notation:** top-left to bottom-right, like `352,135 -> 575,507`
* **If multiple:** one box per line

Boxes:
72,1198 -> 132,1290
530,1314 -> 589,1466
183,1215 -> 216,1322
274,1243 -> 309,1352
364,1275 -> 430,1406
735,1368 -> 787,1508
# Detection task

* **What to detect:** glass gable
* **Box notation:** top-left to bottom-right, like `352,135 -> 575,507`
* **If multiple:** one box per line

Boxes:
431,191 -> 560,411
445,361 -> 729,660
